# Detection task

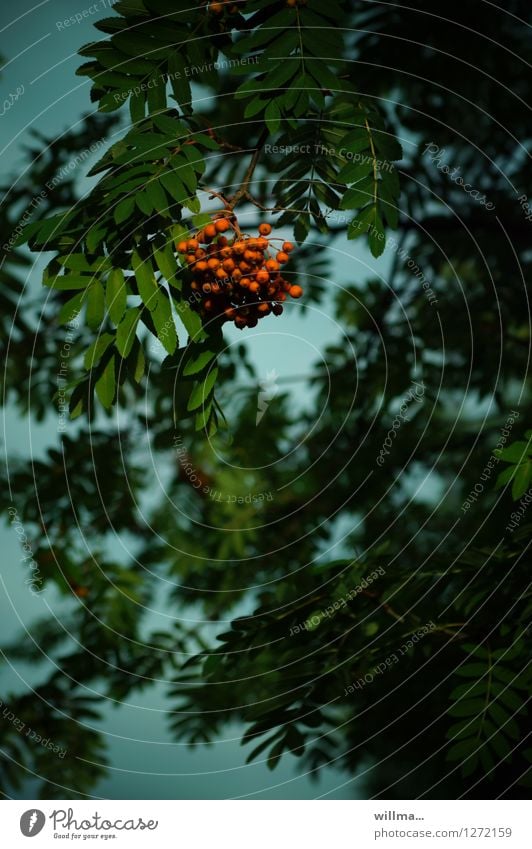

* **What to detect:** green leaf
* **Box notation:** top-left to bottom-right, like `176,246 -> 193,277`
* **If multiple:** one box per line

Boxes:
160,170 -> 187,204
495,464 -> 517,490
153,242 -> 178,284
175,299 -> 204,341
129,89 -> 146,125
152,290 -> 177,355
95,355 -> 116,409
454,663 -> 489,678
58,292 -> 85,324
267,738 -> 285,770
133,343 -> 145,383
168,52 -> 192,111
183,346 -> 218,376
373,131 -> 403,162
146,180 -> 170,217
114,196 -> 136,225
132,249 -> 158,310
337,160 -> 373,184
86,280 -> 105,330
44,274 -> 91,291
84,333 -> 115,370
340,176 -> 375,209
106,268 -> 127,325
116,307 -> 141,358
347,205 -> 376,239
187,367 -> 219,412
512,461 -> 531,499
448,698 -> 486,718
368,211 -> 385,257
495,441 -> 529,463
446,739 -> 479,762
265,100 -> 281,134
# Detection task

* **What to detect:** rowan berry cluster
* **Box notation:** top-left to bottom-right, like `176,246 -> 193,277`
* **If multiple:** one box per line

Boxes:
177,218 -> 301,330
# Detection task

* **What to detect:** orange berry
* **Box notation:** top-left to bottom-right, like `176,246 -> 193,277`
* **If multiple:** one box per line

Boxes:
187,238 -> 199,251
239,261 -> 251,272
289,285 -> 303,298
257,237 -> 269,250
195,260 -> 208,272
231,268 -> 242,282
258,302 -> 271,313
186,253 -> 196,265
209,2 -> 223,13
204,224 -> 217,239
258,223 -> 272,236
276,252 -> 289,264
217,236 -> 229,247
240,277 -> 251,288
207,257 -> 220,270
177,240 -> 188,253
256,269 -> 270,284
224,307 -> 236,320
202,283 -> 212,293
282,241 -> 294,252
215,218 -> 230,232
249,281 -> 260,294
244,249 -> 255,262
204,298 -> 214,310
216,267 -> 227,279
233,241 -> 246,254
266,259 -> 279,272
223,258 -> 235,272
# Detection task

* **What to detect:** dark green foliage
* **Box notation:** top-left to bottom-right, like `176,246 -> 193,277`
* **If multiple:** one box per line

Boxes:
1,0 -> 531,800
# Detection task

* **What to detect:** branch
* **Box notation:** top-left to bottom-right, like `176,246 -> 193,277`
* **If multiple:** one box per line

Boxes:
229,128 -> 269,210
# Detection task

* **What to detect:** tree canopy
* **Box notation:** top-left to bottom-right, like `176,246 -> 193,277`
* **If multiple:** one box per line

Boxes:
1,0 -> 531,799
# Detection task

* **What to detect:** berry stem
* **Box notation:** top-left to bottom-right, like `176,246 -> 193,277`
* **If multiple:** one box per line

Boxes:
229,128 -> 269,210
